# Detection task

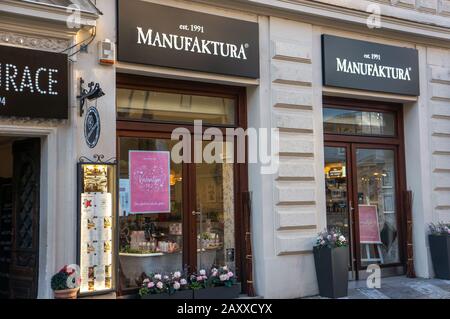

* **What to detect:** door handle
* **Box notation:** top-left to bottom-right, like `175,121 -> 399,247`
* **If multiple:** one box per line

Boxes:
348,200 -> 357,279
349,201 -> 355,213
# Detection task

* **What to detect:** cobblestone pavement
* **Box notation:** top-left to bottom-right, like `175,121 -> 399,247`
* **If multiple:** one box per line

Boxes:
304,276 -> 450,299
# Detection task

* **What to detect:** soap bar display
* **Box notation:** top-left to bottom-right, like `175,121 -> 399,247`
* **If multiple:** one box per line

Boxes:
78,163 -> 117,295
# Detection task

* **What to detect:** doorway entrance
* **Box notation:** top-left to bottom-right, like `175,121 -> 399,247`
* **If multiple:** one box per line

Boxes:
116,75 -> 248,296
0,136 -> 41,299
323,97 -> 406,280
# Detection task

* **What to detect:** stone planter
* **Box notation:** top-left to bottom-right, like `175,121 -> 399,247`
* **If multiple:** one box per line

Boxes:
53,288 -> 79,299
141,289 -> 194,299
313,246 -> 349,298
429,235 -> 450,280
193,283 -> 241,299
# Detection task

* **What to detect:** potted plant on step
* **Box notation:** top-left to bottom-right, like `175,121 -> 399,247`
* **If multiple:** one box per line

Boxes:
313,228 -> 349,298
429,222 -> 450,280
51,265 -> 81,299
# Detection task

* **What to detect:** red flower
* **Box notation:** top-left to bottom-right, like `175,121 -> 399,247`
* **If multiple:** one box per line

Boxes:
84,200 -> 92,208
65,266 -> 76,275
58,265 -> 76,275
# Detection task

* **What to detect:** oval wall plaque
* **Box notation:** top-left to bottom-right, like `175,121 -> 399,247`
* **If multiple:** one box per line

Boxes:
84,106 -> 101,149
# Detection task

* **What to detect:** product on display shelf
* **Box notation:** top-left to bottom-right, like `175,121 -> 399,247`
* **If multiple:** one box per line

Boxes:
80,192 -> 113,294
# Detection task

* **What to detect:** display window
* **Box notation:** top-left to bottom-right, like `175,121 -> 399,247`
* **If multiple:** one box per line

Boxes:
116,75 -> 248,295
77,162 -> 118,297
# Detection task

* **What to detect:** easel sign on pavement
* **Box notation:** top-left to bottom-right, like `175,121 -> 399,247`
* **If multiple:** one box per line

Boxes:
359,204 -> 384,264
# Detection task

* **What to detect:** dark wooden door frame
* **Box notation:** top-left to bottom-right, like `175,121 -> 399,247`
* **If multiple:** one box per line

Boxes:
116,74 -> 249,295
323,96 -> 407,278
10,138 -> 41,299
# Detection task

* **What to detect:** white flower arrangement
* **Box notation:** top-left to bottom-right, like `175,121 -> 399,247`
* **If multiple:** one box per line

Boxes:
139,266 -> 238,297
429,222 -> 450,236
210,266 -> 237,288
315,228 -> 348,248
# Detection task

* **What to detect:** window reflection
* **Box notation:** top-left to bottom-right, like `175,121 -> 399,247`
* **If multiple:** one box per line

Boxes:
118,137 -> 183,290
324,147 -> 350,255
356,149 -> 399,266
117,88 -> 236,125
323,108 -> 395,136
196,142 -> 235,271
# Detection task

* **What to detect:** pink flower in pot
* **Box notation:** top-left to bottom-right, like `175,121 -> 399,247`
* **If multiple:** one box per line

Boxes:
220,274 -> 229,281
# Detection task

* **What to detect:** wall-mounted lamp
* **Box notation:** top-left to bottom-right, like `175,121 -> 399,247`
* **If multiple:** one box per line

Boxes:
77,78 -> 105,116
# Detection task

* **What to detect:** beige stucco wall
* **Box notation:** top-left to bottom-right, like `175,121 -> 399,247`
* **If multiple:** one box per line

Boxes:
246,2 -> 450,298
427,47 -> 450,223
311,0 -> 450,22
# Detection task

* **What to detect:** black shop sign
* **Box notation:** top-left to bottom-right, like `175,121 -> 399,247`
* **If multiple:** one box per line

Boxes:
0,45 -> 68,119
322,35 -> 420,96
117,0 -> 260,78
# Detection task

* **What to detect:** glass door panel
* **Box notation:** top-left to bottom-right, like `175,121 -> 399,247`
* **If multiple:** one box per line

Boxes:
324,146 -> 354,276
195,142 -> 236,271
325,147 -> 350,240
118,137 -> 184,289
355,148 -> 399,267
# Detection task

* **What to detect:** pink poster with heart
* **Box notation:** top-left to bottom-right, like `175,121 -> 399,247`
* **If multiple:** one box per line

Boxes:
129,151 -> 171,214
359,205 -> 381,244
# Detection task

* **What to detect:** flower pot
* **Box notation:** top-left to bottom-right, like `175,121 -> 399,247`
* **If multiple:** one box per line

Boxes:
193,283 -> 241,299
429,235 -> 450,280
313,246 -> 349,298
141,289 -> 193,299
53,288 -> 79,299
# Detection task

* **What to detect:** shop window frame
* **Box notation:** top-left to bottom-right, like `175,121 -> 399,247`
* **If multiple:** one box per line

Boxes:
323,96 -> 407,278
115,74 -> 249,297
116,74 -> 243,129
323,96 -> 403,145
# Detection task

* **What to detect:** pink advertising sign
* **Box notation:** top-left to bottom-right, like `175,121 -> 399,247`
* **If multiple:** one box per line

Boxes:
129,151 -> 171,214
358,205 -> 382,244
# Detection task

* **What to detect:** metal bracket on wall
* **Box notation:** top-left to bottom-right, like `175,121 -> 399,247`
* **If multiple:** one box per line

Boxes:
77,78 -> 105,117
79,154 -> 116,164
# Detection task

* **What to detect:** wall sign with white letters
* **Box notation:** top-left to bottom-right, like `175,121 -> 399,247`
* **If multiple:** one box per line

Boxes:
117,0 -> 259,78
0,45 -> 68,119
322,35 -> 420,96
